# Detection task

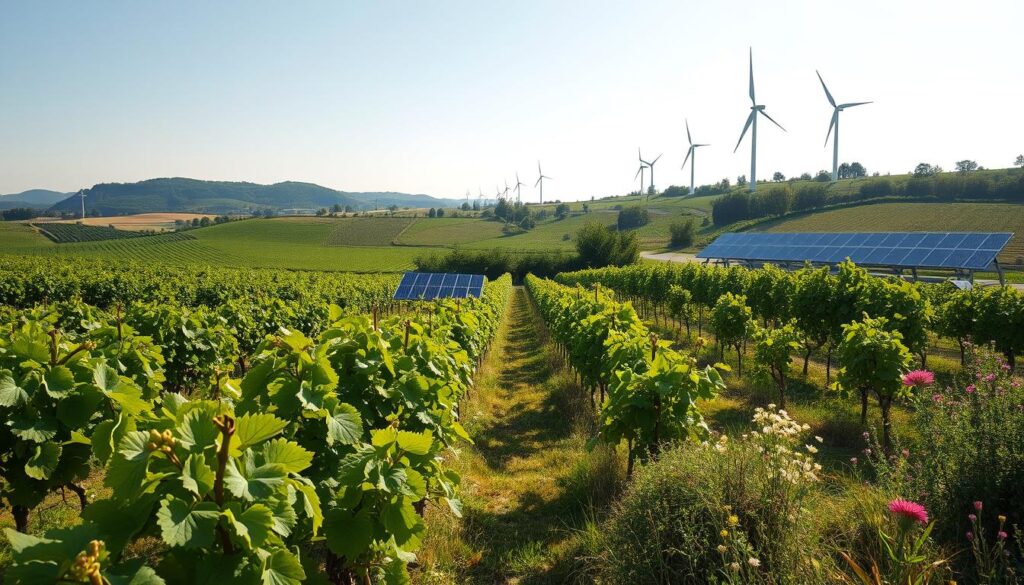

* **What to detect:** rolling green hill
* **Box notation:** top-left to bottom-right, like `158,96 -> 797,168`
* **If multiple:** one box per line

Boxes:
45,177 -> 460,215
0,189 -> 71,209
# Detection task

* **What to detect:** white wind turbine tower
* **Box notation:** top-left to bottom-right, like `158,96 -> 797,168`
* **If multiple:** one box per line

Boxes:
634,158 -> 647,195
513,172 -> 525,204
535,161 -> 552,204
681,119 -> 709,195
639,149 -> 662,199
817,70 -> 871,182
734,48 -> 786,193
77,189 -> 86,219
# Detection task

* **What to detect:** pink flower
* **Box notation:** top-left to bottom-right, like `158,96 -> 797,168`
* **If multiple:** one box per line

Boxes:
902,370 -> 935,387
998,531 -> 1008,540
967,531 -> 974,541
984,373 -> 996,382
974,501 -> 984,511
888,499 -> 929,525
932,394 -> 943,403
968,514 -> 977,522
966,384 -> 976,394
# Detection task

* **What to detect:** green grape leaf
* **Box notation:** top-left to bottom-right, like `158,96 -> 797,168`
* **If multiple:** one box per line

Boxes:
382,498 -> 424,549
177,410 -> 219,452
42,366 -> 75,398
156,496 -> 220,549
105,431 -> 151,499
0,374 -> 29,407
260,439 -> 312,474
105,382 -> 150,416
223,460 -> 288,501
324,508 -> 373,560
181,453 -> 216,496
222,502 -> 274,550
24,443 -> 61,480
290,479 -> 322,536
261,548 -> 306,585
325,403 -> 363,446
10,416 -> 58,443
56,387 -> 105,429
233,413 -> 288,453
396,430 -> 432,456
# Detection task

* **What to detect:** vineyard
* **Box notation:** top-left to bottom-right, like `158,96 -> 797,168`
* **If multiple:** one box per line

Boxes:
1,253 -> 1023,584
33,223 -> 148,244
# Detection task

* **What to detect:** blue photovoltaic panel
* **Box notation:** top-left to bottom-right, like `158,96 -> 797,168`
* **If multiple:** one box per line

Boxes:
393,272 -> 487,300
695,232 -> 1012,271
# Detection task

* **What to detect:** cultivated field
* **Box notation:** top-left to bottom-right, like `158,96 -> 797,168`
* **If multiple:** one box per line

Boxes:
37,212 -> 215,231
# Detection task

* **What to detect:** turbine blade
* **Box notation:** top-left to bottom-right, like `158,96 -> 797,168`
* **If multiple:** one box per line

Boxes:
824,110 -> 837,147
538,160 -> 542,174
686,119 -> 692,145
748,47 -> 755,104
759,109 -> 786,132
634,166 -> 642,180
681,146 -> 693,170
839,101 -> 872,108
816,70 -> 836,107
734,112 -> 755,152
652,153 -> 662,164
535,177 -> 541,187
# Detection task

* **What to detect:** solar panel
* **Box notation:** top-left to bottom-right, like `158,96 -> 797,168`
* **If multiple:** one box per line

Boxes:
696,232 -> 1013,271
393,272 -> 487,300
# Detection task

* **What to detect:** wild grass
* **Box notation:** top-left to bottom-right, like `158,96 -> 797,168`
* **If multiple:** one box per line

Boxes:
416,287 -> 624,584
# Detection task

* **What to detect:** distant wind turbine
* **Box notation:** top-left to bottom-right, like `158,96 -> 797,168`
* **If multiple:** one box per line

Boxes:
502,179 -> 511,201
681,119 -> 709,195
495,184 -> 503,202
639,149 -> 662,199
78,189 -> 86,219
634,159 -> 647,195
535,161 -> 552,204
817,70 -> 871,182
734,48 -> 786,193
513,172 -> 525,204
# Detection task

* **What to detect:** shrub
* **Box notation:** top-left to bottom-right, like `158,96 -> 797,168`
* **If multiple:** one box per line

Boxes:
600,408 -> 827,583
575,222 -> 639,268
668,218 -> 696,248
858,178 -> 894,198
752,322 -> 800,408
908,349 -> 1024,543
793,184 -> 828,211
616,206 -> 650,230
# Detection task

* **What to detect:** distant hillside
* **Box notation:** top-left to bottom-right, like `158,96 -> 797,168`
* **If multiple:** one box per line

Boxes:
0,189 -> 71,209
46,178 -> 459,215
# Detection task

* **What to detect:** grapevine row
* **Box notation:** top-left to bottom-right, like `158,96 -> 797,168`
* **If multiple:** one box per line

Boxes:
524,275 -> 725,475
1,275 -> 512,584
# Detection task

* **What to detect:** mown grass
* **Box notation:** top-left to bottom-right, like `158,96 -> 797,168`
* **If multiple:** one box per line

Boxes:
417,287 -> 622,585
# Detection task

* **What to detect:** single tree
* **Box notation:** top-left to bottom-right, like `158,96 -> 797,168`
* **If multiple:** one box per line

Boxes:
710,292 -> 753,376
955,159 -> 979,173
772,171 -> 786,182
1015,154 -> 1024,168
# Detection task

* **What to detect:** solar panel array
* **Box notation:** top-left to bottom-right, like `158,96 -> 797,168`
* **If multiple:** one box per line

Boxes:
393,272 -> 485,300
696,232 -> 1013,271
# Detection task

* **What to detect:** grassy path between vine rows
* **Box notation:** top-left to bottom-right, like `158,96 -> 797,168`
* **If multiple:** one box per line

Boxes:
417,286 -> 620,585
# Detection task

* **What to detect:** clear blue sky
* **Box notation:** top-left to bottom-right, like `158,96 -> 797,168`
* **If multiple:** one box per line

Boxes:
2,0 -> 1022,200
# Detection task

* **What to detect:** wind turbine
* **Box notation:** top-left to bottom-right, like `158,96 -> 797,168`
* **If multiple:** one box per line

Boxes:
734,48 -> 786,192
478,187 -> 485,206
535,161 -> 552,204
502,179 -> 511,201
634,158 -> 647,195
513,172 -> 525,204
495,184 -> 503,202
681,119 -> 709,195
78,189 -> 86,219
639,149 -> 662,199
817,70 -> 871,182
